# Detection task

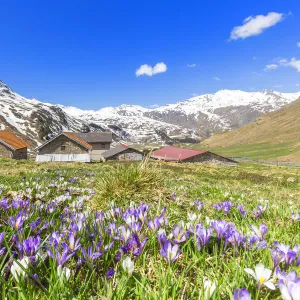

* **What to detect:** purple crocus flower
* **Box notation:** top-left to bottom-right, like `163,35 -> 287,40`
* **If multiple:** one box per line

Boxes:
250,224 -> 268,240
252,204 -> 267,218
211,220 -> 232,239
29,218 -> 41,231
129,222 -> 142,233
129,234 -> 148,256
171,225 -> 187,244
49,231 -> 62,248
278,278 -> 300,300
194,200 -> 203,211
275,268 -> 298,284
221,201 -> 234,215
274,242 -> 299,266
291,212 -> 300,222
233,288 -> 251,300
237,205 -> 246,217
136,203 -> 149,223
81,247 -> 102,264
213,204 -> 221,211
106,222 -> 118,237
271,249 -> 284,268
160,240 -> 180,264
64,232 -> 80,252
0,232 -> 5,255
148,217 -> 161,231
47,243 -> 75,267
0,232 -> 4,244
225,228 -> 245,250
0,198 -> 9,211
106,269 -> 115,280
114,250 -> 122,262
95,211 -> 105,223
160,206 -> 167,216
22,236 -> 41,259
9,213 -> 25,231
196,226 -> 212,251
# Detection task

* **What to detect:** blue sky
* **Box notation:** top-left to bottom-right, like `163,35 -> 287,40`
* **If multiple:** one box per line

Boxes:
1,0 -> 300,109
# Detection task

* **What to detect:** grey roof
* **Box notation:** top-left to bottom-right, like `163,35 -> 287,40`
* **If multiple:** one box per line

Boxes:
102,145 -> 141,159
72,132 -> 112,143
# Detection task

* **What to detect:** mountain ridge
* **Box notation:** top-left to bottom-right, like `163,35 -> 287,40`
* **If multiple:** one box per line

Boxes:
1,80 -> 300,148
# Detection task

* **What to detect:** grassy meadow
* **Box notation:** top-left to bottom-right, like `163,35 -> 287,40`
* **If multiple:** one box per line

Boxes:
0,158 -> 300,299
193,141 -> 300,162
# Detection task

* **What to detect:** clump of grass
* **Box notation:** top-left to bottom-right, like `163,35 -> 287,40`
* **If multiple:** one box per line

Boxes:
92,157 -> 167,209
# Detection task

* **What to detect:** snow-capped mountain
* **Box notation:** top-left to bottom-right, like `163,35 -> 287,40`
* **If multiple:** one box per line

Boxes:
144,89 -> 300,135
1,80 -> 300,148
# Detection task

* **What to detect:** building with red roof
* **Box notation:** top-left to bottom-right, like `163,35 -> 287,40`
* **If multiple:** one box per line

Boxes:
151,145 -> 236,164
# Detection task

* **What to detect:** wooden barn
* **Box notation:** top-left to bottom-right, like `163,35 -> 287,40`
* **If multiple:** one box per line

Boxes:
151,146 -> 236,165
0,130 -> 28,159
72,132 -> 112,161
102,144 -> 144,161
36,132 -> 92,162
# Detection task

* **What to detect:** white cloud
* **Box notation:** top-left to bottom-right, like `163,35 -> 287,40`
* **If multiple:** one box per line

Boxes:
148,104 -> 160,109
213,77 -> 220,81
252,56 -> 257,60
277,57 -> 300,72
187,64 -> 196,68
264,64 -> 278,71
287,58 -> 300,71
297,42 -> 300,48
136,62 -> 167,77
230,12 -> 284,40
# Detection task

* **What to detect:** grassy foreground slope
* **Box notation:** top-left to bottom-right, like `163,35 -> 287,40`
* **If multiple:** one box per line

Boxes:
198,98 -> 300,161
0,159 -> 300,299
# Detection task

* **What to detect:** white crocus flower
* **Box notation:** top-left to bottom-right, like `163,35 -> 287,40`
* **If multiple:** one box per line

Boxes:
122,257 -> 134,276
244,264 -> 275,290
187,212 -> 197,222
11,257 -> 30,282
57,265 -> 71,283
203,279 -> 217,299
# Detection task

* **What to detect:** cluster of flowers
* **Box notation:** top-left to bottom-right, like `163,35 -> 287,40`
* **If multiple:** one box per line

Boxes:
0,173 -> 300,299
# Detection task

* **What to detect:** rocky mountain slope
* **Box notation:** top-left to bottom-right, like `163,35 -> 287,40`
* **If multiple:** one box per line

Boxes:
1,80 -> 300,148
201,97 -> 300,147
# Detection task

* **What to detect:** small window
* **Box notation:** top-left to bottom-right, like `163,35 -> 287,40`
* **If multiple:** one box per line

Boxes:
61,145 -> 66,151
100,143 -> 106,149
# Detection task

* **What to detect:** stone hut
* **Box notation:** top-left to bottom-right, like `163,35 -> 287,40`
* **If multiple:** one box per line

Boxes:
36,132 -> 92,162
0,130 -> 28,159
103,144 -> 144,161
151,146 -> 237,165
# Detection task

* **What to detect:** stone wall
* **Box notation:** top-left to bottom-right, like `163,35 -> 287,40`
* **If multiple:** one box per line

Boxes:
38,135 -> 88,155
0,144 -> 27,159
13,148 -> 27,159
0,143 -> 13,158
